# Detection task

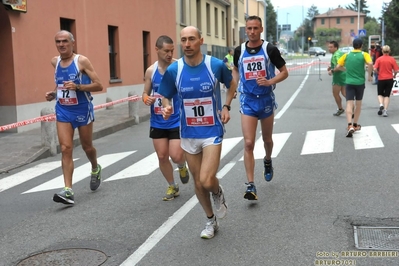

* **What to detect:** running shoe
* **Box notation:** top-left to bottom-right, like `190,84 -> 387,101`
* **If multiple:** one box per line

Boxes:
354,124 -> 362,131
346,125 -> 355,137
200,216 -> 219,239
378,106 -> 384,115
178,164 -> 190,184
243,183 -> 258,200
90,164 -> 102,191
163,184 -> 179,201
212,185 -> 227,219
53,187 -> 75,205
383,110 -> 388,117
263,159 -> 274,182
333,109 -> 345,116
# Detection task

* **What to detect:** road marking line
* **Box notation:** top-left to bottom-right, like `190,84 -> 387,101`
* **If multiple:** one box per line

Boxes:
239,132 -> 291,160
301,129 -> 335,155
353,126 -> 384,150
0,161 -> 70,193
392,124 -> 399,134
275,67 -> 310,120
22,151 -> 135,194
120,158 -> 233,266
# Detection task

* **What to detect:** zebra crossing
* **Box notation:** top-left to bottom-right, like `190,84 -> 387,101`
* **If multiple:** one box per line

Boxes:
0,124 -> 398,195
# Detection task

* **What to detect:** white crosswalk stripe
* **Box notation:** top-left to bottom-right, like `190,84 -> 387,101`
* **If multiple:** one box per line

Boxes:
301,129 -> 335,155
1,125 -> 398,195
22,151 -> 135,194
353,126 -> 384,150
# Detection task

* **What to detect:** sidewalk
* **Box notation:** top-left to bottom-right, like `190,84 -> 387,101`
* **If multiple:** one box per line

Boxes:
0,102 -> 150,174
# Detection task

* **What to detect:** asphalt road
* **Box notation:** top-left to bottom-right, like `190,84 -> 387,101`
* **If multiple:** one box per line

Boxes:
1,56 -> 399,266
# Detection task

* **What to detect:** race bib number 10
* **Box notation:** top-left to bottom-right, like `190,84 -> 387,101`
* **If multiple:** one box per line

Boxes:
183,97 -> 215,126
243,55 -> 266,80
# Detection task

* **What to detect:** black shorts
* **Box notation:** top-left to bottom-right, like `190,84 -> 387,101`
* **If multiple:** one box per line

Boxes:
346,84 -> 365,101
149,126 -> 180,139
377,79 -> 394,97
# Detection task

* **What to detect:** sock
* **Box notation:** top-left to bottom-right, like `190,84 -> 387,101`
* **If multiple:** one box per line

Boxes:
92,166 -> 99,173
348,123 -> 352,126
249,182 -> 255,185
177,163 -> 185,169
207,214 -> 215,220
168,181 -> 175,186
264,158 -> 271,164
353,123 -> 357,127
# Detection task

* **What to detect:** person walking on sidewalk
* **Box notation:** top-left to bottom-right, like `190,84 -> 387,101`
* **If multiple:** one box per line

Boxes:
142,35 -> 189,201
45,30 -> 103,205
159,26 -> 237,239
373,45 -> 399,117
372,43 -> 383,85
232,15 -> 288,201
327,41 -> 346,116
335,38 -> 373,137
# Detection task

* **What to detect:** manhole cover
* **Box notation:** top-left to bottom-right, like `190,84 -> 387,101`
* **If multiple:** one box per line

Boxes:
17,248 -> 107,266
354,226 -> 399,250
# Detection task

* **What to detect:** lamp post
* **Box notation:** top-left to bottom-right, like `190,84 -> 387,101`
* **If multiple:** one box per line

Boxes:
286,12 -> 289,51
276,6 -> 279,45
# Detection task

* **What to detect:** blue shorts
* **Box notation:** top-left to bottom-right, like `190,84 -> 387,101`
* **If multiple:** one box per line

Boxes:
239,93 -> 276,120
55,102 -> 95,129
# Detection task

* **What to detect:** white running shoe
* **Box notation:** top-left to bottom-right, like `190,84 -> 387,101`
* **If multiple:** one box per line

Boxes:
212,185 -> 227,219
200,216 -> 219,239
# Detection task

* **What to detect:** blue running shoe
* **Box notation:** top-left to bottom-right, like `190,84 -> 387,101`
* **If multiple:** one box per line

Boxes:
243,183 -> 258,200
263,159 -> 274,182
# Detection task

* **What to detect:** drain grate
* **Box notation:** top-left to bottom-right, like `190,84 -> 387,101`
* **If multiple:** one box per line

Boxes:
17,248 -> 107,266
354,226 -> 399,250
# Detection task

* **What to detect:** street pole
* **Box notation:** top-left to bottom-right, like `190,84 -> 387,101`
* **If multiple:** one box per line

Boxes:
301,6 -> 304,55
276,6 -> 279,45
357,0 -> 360,37
286,12 -> 289,51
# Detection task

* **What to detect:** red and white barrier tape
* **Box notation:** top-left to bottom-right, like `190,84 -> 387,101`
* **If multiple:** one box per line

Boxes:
0,95 -> 141,132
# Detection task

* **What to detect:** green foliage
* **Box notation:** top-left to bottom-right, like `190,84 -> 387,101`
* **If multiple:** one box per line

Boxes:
382,0 -> 399,55
314,28 -> 342,45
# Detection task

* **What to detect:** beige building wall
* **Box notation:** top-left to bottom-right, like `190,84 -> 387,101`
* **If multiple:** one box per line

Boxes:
175,0 -> 245,56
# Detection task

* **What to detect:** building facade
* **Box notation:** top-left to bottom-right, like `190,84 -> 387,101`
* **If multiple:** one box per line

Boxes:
176,0 -> 246,59
313,7 -> 366,47
0,0 -> 175,132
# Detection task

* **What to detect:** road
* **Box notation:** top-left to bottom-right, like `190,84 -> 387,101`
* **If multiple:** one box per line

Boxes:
1,55 -> 399,266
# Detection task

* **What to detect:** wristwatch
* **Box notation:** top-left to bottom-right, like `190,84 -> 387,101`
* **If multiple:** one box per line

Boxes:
223,104 -> 231,111
76,84 -> 81,91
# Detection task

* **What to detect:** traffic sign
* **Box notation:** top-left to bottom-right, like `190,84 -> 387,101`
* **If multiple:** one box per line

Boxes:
312,40 -> 318,43
358,29 -> 367,37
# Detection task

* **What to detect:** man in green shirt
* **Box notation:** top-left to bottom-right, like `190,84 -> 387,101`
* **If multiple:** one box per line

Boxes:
327,41 -> 346,116
335,38 -> 373,137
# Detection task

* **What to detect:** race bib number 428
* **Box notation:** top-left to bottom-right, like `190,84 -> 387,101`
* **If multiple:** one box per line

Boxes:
243,55 -> 266,80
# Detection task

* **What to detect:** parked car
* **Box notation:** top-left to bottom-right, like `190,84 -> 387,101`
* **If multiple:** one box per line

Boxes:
279,48 -> 287,55
339,46 -> 354,53
309,47 -> 326,56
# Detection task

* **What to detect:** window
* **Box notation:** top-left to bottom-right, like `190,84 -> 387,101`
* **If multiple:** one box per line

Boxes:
143,31 -> 150,77
108,26 -> 120,81
351,17 -> 354,23
321,18 -> 325,25
337,18 -> 340,24
222,11 -> 226,39
206,3 -> 211,35
196,0 -> 201,31
180,0 -> 187,25
215,8 -> 218,37
60,18 -> 76,52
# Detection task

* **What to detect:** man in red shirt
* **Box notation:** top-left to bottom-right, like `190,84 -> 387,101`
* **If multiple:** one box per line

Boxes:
373,45 -> 399,117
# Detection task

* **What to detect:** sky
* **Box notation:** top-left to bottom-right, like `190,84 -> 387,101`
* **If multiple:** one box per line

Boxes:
270,0 -> 390,30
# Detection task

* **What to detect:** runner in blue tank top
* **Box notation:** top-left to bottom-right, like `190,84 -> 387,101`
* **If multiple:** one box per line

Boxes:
142,35 -> 189,201
45,30 -> 103,205
159,26 -> 237,239
232,16 -> 288,200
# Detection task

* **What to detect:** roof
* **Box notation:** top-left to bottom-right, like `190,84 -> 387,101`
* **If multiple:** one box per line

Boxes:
314,7 -> 366,19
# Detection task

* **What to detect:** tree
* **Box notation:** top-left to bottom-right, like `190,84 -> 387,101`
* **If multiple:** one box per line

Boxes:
265,0 -> 278,43
382,0 -> 399,55
345,0 -> 370,16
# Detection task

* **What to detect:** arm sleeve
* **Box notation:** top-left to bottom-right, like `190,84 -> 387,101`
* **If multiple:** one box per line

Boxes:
158,66 -> 177,99
267,44 -> 286,69
364,53 -> 372,64
337,54 -> 347,66
233,46 -> 241,68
